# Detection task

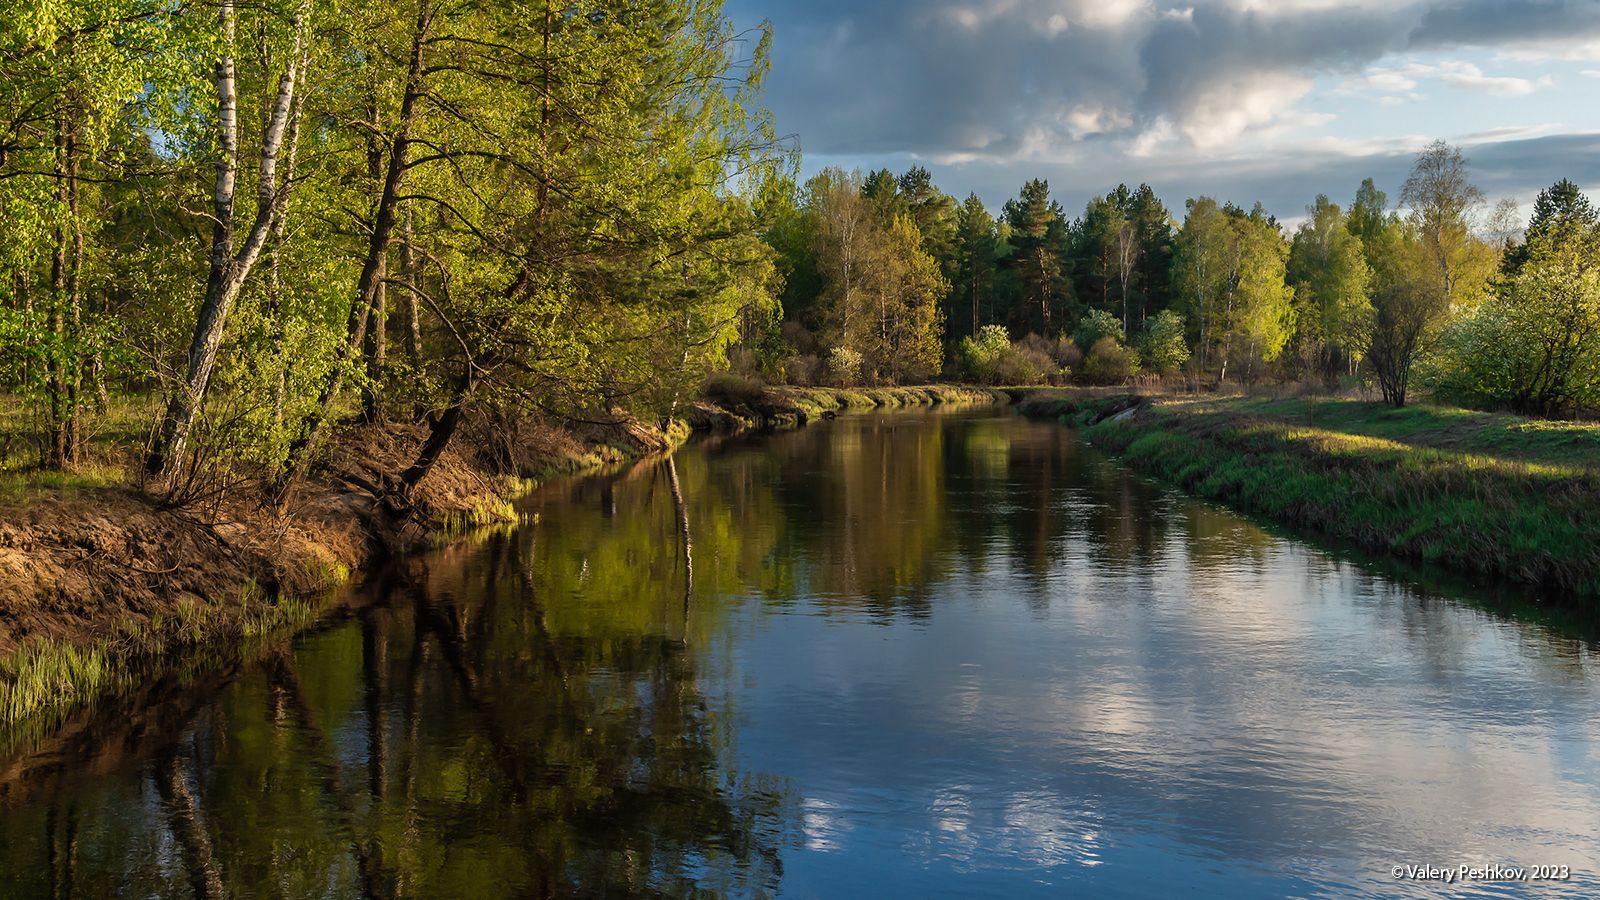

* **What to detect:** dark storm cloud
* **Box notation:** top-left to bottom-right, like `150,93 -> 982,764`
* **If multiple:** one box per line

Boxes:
906,131 -> 1600,225
1137,4 -> 1407,121
733,0 -> 1142,157
727,0 -> 1600,159
1409,0 -> 1600,47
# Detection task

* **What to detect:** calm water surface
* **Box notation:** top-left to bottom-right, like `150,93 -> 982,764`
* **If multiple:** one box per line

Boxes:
3,410 -> 1600,898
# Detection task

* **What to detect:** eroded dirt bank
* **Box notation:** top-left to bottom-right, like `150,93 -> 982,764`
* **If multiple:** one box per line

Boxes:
0,385 -> 1005,730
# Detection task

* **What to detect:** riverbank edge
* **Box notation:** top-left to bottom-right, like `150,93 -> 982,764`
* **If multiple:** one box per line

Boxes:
0,384 -> 1004,730
1014,389 -> 1600,603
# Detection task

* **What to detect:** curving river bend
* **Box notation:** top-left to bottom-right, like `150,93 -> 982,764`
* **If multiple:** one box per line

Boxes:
2,409 -> 1598,898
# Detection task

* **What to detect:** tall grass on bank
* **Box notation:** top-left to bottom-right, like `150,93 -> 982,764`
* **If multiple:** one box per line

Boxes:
1017,392 -> 1600,600
0,583 -> 317,732
769,384 -> 1005,420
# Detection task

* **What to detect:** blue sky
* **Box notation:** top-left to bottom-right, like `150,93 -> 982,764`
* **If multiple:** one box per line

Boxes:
723,0 -> 1600,224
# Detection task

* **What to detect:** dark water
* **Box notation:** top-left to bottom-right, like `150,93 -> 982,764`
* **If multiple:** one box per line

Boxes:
3,410 -> 1600,898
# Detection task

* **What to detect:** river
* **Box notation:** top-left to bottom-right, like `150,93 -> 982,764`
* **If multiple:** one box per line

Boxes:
2,409 -> 1598,898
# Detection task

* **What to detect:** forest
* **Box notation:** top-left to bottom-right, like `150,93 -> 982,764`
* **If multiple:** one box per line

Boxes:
3,0 -> 1599,509
758,154 -> 1599,420
1,0 -> 784,498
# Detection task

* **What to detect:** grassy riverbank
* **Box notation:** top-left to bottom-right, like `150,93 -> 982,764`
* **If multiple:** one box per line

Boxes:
1017,390 -> 1600,601
687,382 -> 1006,430
0,385 -> 1005,730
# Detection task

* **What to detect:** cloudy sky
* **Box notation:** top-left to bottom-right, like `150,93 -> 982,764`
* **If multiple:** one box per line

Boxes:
723,0 -> 1600,223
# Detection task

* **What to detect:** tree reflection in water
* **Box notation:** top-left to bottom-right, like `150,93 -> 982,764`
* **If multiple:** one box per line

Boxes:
0,485 -> 794,897
4,409 -> 1588,898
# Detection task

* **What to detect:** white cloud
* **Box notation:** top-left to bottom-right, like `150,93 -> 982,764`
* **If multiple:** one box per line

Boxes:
1064,104 -> 1134,138
1129,117 -> 1175,158
1176,73 -> 1314,150
1348,60 -> 1552,98
1430,60 -> 1552,95
1073,0 -> 1151,29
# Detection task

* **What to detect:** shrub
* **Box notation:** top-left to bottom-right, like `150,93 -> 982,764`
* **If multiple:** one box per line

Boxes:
780,353 -> 822,386
1018,333 -> 1081,376
1081,336 -> 1140,384
995,345 -> 1054,384
1138,310 -> 1191,375
1422,241 -> 1600,417
958,324 -> 1011,383
827,346 -> 864,386
1074,309 -> 1126,353
703,372 -> 766,407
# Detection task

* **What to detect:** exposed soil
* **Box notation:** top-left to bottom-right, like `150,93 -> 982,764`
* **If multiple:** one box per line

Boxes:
0,386 -> 1004,730
0,414 -> 679,661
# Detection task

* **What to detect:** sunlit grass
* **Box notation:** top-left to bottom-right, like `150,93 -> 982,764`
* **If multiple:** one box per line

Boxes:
771,385 -> 1002,420
0,581 -> 320,728
1017,390 -> 1600,600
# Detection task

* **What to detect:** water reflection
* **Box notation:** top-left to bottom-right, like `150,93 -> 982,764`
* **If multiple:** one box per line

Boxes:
2,410 -> 1600,898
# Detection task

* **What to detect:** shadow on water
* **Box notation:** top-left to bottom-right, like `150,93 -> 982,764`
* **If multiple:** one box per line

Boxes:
0,502 -> 795,896
1,408 -> 1597,897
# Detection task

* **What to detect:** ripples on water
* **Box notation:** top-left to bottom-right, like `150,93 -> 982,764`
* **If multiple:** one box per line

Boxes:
1,411 -> 1598,898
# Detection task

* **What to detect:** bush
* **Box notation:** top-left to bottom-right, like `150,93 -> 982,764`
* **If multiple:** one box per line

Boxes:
1422,243 -> 1600,417
827,346 -> 864,386
958,324 -> 1011,383
995,345 -> 1055,384
1074,309 -> 1126,353
1017,333 -> 1081,376
779,353 -> 822,386
1080,336 -> 1140,384
703,372 -> 766,407
1138,310 -> 1191,375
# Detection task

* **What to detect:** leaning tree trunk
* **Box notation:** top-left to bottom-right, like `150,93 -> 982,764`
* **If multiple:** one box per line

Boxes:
145,0 -> 311,488
275,0 -> 431,506
398,359 -> 475,492
360,95 -> 388,425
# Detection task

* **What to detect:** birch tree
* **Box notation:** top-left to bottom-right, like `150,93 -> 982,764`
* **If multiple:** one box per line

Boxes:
145,0 -> 314,487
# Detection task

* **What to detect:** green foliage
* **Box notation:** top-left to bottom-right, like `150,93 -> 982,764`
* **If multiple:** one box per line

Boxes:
1426,190 -> 1600,417
1002,179 -> 1070,333
1074,308 -> 1126,350
801,171 -> 946,383
1070,183 -> 1173,330
958,324 -> 1012,383
1081,336 -> 1140,384
1287,195 -> 1373,381
1139,310 -> 1191,375
952,193 -> 1000,342
1172,198 -> 1294,381
994,342 -> 1055,385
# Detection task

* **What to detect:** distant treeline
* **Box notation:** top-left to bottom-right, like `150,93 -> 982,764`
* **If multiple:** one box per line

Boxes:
755,147 -> 1600,421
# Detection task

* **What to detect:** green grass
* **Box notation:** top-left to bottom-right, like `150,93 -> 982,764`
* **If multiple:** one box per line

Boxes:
1017,390 -> 1600,601
768,385 -> 1004,421
0,393 -> 152,469
0,393 -> 152,500
0,581 -> 319,730
1174,396 -> 1600,470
